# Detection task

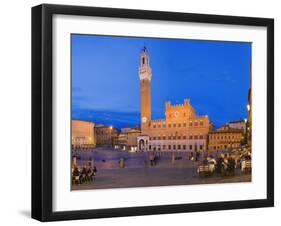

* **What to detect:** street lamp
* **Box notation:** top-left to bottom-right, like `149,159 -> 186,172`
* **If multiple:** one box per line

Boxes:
247,104 -> 250,112
109,126 -> 113,148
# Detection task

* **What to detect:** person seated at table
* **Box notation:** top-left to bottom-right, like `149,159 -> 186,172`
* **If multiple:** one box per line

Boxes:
207,156 -> 217,173
227,155 -> 236,176
93,166 -> 97,176
80,166 -> 87,183
73,166 -> 79,175
216,154 -> 224,174
86,167 -> 92,182
72,166 -> 80,184
221,154 -> 229,176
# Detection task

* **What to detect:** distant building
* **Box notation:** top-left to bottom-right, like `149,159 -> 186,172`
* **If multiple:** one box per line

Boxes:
137,47 -> 212,152
228,120 -> 246,132
114,128 -> 141,151
121,127 -> 140,133
208,125 -> 243,152
95,125 -> 120,147
72,120 -> 96,149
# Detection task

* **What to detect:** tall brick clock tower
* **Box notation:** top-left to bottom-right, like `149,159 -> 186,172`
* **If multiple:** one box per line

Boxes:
139,47 -> 152,130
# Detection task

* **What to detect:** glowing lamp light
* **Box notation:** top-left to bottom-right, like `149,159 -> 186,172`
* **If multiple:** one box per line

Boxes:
247,104 -> 250,111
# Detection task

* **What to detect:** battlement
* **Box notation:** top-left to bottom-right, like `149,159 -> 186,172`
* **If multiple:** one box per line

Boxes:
184,98 -> 190,105
165,98 -> 191,109
196,115 -> 209,120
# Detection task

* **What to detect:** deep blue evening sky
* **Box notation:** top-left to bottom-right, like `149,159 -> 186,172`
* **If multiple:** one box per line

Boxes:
72,34 -> 251,129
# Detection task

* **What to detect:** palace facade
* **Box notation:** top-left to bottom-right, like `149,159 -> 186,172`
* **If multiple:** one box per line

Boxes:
137,47 -> 213,152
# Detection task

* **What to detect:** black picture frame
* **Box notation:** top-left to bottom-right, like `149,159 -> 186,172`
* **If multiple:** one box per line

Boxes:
32,4 -> 274,222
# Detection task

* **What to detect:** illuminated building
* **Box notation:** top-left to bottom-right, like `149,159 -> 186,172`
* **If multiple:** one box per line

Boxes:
95,125 -> 120,147
137,47 -> 212,152
72,120 -> 96,149
114,128 -> 141,151
208,125 -> 243,152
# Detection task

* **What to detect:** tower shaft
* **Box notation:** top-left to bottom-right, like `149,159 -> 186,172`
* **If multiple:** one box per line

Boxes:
138,47 -> 152,128
140,79 -> 151,121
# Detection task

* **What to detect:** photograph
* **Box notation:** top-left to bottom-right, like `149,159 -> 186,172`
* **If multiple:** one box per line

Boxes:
30,3 -> 274,221
70,34 -> 252,190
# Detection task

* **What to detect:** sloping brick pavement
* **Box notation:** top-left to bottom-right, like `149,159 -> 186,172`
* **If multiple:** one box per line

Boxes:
72,148 -> 251,190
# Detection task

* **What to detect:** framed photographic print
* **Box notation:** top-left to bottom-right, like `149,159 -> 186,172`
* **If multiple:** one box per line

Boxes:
32,4 -> 274,221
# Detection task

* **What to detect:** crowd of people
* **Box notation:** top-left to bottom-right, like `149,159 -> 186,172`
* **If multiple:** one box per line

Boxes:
198,148 -> 252,176
149,152 -> 161,166
72,157 -> 97,184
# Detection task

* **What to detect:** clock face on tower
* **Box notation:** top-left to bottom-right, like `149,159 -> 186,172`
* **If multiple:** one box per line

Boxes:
142,117 -> 147,123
